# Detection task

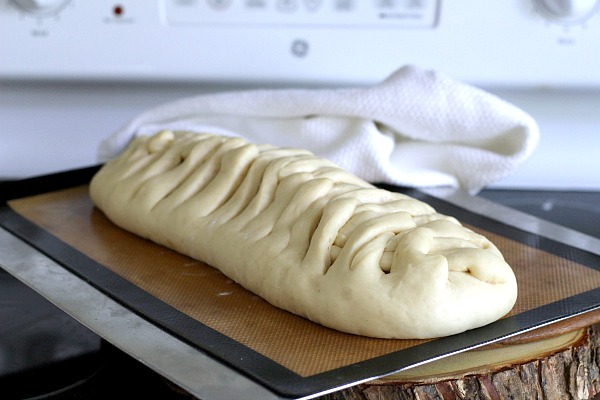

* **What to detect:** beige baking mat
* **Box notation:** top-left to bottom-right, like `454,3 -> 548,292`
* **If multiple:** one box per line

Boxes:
8,185 -> 600,377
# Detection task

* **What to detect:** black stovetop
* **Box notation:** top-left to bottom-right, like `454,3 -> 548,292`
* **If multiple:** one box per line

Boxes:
479,189 -> 600,239
1,189 -> 598,399
0,269 -> 194,399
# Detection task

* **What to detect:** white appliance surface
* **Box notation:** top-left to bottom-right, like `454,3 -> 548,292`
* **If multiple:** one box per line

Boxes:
1,0 -> 599,189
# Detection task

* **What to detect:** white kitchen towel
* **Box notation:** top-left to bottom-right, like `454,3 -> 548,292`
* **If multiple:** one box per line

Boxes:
98,65 -> 539,192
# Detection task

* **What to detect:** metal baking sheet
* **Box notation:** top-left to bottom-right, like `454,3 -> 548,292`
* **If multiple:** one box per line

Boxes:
0,167 -> 599,399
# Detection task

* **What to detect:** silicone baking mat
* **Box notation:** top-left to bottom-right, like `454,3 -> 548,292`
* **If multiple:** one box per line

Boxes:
1,166 -> 599,398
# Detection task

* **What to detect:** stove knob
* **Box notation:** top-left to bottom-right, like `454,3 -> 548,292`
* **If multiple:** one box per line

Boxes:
10,0 -> 70,16
534,0 -> 600,23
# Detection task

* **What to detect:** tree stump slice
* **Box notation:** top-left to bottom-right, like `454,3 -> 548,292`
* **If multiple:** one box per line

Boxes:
321,319 -> 600,400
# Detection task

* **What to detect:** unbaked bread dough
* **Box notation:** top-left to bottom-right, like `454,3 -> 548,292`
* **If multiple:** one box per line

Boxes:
89,130 -> 518,339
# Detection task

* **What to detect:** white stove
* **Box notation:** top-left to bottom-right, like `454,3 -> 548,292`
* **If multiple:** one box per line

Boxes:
1,0 -> 599,189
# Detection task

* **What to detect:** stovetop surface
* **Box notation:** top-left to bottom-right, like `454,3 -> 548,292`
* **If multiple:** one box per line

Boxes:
1,188 -> 598,399
0,269 -> 193,399
478,189 -> 600,239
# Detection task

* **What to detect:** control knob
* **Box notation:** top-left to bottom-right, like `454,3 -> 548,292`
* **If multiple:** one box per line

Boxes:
11,0 -> 70,16
534,0 -> 600,23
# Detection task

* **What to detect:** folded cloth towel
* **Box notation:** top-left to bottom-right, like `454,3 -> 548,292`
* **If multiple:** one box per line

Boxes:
98,65 -> 539,193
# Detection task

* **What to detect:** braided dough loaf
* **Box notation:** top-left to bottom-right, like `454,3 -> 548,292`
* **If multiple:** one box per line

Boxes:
90,131 -> 517,339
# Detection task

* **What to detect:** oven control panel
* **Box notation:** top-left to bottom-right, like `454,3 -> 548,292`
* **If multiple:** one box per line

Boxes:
1,0 -> 600,87
163,0 -> 438,28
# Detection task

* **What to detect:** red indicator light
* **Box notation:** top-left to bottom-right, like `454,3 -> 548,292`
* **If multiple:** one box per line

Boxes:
113,5 -> 124,16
